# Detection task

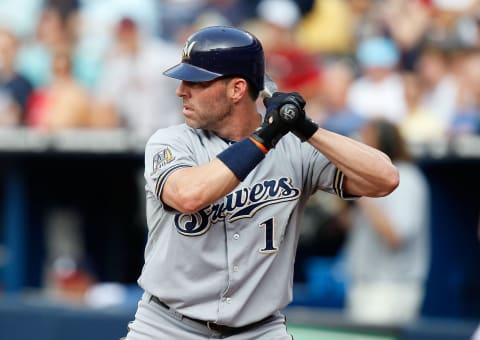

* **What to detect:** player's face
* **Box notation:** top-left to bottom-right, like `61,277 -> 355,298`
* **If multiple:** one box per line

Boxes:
176,79 -> 234,130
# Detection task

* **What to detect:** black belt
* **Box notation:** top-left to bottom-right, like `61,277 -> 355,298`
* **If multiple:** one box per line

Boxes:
150,295 -> 274,335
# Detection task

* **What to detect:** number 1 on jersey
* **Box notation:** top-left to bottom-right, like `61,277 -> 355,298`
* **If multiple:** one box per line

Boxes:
259,217 -> 279,253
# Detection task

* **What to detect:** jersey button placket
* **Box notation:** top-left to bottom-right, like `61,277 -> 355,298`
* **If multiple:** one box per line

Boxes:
232,234 -> 240,273
219,229 -> 240,317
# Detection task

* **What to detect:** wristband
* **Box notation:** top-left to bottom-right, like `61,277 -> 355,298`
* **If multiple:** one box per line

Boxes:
217,137 -> 266,181
248,136 -> 269,154
251,115 -> 289,150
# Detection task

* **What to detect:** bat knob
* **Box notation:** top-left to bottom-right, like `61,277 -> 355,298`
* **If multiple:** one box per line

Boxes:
279,103 -> 300,122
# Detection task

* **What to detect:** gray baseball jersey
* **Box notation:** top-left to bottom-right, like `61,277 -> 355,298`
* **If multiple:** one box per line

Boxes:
139,123 -> 347,327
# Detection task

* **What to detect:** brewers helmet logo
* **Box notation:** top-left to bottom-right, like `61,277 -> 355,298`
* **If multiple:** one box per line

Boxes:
182,40 -> 196,61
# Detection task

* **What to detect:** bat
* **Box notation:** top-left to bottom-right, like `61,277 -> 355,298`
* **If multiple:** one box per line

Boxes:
260,73 -> 299,123
260,73 -> 278,99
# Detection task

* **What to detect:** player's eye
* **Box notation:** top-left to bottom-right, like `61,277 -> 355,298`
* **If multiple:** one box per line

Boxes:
183,80 -> 215,89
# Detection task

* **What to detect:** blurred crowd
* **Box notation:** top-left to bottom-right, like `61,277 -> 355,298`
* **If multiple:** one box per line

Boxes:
251,0 -> 480,145
0,0 -> 480,145
1,0 -> 477,330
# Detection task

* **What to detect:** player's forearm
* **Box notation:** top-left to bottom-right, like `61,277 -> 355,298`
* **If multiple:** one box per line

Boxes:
161,159 -> 240,213
308,128 -> 399,197
162,123 -> 283,213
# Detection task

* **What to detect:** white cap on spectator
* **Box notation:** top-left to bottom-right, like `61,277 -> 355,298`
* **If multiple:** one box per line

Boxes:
257,0 -> 301,29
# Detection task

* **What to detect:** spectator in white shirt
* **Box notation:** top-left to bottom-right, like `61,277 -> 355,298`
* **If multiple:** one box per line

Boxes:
347,36 -> 407,124
344,118 -> 430,325
93,17 -> 182,141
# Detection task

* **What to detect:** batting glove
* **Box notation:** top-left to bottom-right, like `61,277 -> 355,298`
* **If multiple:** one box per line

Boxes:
263,92 -> 318,142
251,109 -> 289,150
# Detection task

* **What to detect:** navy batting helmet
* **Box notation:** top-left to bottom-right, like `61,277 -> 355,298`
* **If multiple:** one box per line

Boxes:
163,26 -> 265,92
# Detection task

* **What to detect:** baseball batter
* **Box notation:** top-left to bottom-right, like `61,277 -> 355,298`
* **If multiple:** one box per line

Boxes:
123,26 -> 399,340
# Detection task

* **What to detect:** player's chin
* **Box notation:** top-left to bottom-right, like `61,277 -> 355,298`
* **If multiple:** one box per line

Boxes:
184,117 -> 201,129
183,110 -> 198,122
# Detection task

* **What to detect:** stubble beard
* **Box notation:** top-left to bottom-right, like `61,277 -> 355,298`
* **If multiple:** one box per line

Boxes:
193,102 -> 233,133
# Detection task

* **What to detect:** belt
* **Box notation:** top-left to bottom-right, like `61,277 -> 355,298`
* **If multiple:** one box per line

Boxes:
150,295 -> 274,335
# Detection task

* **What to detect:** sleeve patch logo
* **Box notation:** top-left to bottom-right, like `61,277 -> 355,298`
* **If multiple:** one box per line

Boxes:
152,148 -> 175,174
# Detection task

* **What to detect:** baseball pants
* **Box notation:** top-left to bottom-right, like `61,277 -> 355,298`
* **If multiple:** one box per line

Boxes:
122,292 -> 293,340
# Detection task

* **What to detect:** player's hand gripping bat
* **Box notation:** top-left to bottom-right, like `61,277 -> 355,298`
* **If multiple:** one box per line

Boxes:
259,74 -> 318,142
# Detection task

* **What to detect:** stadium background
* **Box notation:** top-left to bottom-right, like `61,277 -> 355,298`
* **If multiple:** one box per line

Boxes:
0,0 -> 479,339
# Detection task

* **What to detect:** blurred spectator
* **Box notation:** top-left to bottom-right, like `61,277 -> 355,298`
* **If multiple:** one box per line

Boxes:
26,47 -> 92,131
318,60 -> 365,137
400,71 -> 447,144
17,4 -> 79,89
251,0 -> 322,115
46,0 -> 80,32
48,255 -> 95,303
93,17 -> 182,140
343,118 -> 430,325
415,45 -> 459,129
199,0 -> 253,27
295,0 -> 355,55
297,0 -> 399,56
157,1 -> 208,42
158,0 -> 254,44
0,0 -> 43,38
253,0 -> 302,54
76,0 -> 160,88
426,0 -> 478,50
382,0 -> 432,70
79,0 -> 159,36
293,191 -> 348,309
382,0 -> 431,52
0,27 -> 33,125
43,208 -> 96,304
448,48 -> 480,135
347,36 -> 407,123
349,0 -> 388,43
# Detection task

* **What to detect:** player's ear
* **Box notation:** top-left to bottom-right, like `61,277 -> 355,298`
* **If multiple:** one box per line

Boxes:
227,77 -> 247,103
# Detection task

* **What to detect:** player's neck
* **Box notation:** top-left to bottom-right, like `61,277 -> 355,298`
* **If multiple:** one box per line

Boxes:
231,114 -> 262,141
214,104 -> 262,141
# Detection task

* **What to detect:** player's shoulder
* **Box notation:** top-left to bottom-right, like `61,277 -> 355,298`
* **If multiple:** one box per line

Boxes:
145,124 -> 211,150
147,123 -> 190,143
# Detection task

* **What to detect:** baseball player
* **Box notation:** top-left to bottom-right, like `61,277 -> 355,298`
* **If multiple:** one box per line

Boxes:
123,26 -> 399,340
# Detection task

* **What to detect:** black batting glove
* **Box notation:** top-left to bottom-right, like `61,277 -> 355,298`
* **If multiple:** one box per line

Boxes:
263,92 -> 318,142
251,107 -> 289,150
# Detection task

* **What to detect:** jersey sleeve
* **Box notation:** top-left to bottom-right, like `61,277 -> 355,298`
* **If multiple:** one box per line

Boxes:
301,143 -> 357,200
144,126 -> 197,202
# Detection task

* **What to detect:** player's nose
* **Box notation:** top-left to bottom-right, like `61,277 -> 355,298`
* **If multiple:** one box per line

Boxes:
176,81 -> 189,98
